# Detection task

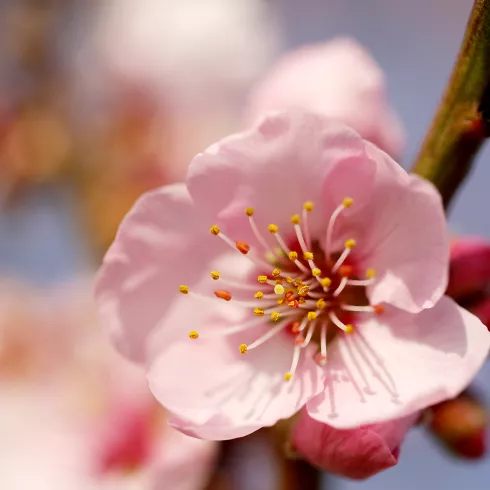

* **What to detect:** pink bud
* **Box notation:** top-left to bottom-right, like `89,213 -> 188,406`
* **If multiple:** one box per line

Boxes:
447,238 -> 490,299
428,393 -> 487,459
291,410 -> 418,479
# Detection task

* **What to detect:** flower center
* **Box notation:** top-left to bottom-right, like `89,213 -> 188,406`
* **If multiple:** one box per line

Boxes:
181,198 -> 383,382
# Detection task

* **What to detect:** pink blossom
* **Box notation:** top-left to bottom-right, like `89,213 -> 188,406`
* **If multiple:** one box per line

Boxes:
292,409 -> 419,479
96,111 -> 490,441
245,38 -> 405,157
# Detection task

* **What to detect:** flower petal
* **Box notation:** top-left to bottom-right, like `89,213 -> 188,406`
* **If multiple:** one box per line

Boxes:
246,37 -> 405,158
339,143 -> 448,313
186,111 -> 376,248
292,410 -> 418,479
306,297 -> 490,428
148,334 -> 326,440
95,183 -> 217,363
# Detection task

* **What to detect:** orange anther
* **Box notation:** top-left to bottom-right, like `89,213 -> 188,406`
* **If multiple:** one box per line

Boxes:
214,290 -> 232,301
236,241 -> 250,254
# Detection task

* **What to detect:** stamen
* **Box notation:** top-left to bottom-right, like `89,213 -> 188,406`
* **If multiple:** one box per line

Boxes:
325,197 -> 353,260
284,346 -> 302,382
332,239 -> 356,273
189,330 -> 199,339
210,271 -> 220,280
254,291 -> 264,299
196,316 -> 268,338
214,290 -> 232,301
179,285 -> 189,294
302,201 -> 314,249
292,214 -> 309,254
236,241 -> 250,255
210,274 -> 260,291
300,320 -> 317,347
341,304 -> 384,315
347,278 -> 375,287
245,322 -> 288,351
254,308 -> 265,316
319,323 -> 328,365
329,311 -> 355,334
333,276 -> 348,297
270,228 -> 309,274
245,208 -> 276,254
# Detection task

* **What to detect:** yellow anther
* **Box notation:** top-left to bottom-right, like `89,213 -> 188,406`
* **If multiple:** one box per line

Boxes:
366,268 -> 376,278
254,291 -> 264,299
284,372 -> 293,381
307,311 -> 317,321
258,275 -> 268,284
275,279 -> 283,285
271,311 -> 280,322
312,268 -> 321,277
321,277 -> 332,288
272,268 -> 281,277
298,297 -> 306,304
345,324 -> 355,334
245,207 -> 254,217
268,224 -> 278,234
210,271 -> 220,280
298,285 -> 310,296
239,344 -> 248,354
278,297 -> 286,305
303,252 -> 314,261
254,308 -> 265,316
343,197 -> 354,208
288,251 -> 298,261
189,330 -> 199,339
274,284 -> 285,295
179,285 -> 189,294
303,201 -> 314,212
316,299 -> 326,310
293,278 -> 303,287
285,277 -> 294,284
210,225 -> 220,235
291,214 -> 301,225
345,239 -> 356,249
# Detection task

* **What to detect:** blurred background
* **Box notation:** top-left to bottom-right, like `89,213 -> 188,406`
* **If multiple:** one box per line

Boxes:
0,0 -> 489,489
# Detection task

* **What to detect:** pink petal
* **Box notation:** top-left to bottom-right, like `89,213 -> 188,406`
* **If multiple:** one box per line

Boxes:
186,111 -> 376,248
306,297 -> 490,428
340,143 -> 448,313
95,183 -> 218,363
292,410 -> 418,479
148,334 -> 326,440
447,237 -> 490,298
153,428 -> 218,490
245,38 -> 405,158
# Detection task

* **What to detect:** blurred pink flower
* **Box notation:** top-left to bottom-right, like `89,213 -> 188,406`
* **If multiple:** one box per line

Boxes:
96,111 -> 489,441
245,38 -> 405,158
292,410 -> 419,479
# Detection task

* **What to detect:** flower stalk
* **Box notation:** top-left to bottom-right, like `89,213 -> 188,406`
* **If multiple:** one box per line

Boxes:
411,0 -> 490,208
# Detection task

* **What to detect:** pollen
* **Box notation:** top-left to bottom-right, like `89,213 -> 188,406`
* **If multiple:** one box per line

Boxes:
345,324 -> 355,334
210,271 -> 220,280
272,268 -> 281,277
303,251 -> 314,261
210,225 -> 220,235
316,299 -> 326,310
278,297 -> 286,305
268,224 -> 278,234
293,278 -> 303,287
366,268 -> 376,278
274,284 -> 285,295
343,197 -> 354,208
291,214 -> 301,225
254,291 -> 264,299
298,297 -> 306,304
254,308 -> 265,316
189,330 -> 199,339
345,239 -> 356,249
239,344 -> 248,354
245,207 -> 254,216
297,285 -> 310,296
303,201 -> 314,212
312,268 -> 321,277
321,277 -> 332,288
258,275 -> 268,284
271,311 -> 280,322
214,290 -> 232,301
285,277 -> 294,284
288,251 -> 298,262
179,285 -> 189,294
307,311 -> 317,321
284,372 -> 293,381
236,241 -> 250,254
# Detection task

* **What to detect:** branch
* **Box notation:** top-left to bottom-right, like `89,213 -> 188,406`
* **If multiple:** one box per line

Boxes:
411,0 -> 490,208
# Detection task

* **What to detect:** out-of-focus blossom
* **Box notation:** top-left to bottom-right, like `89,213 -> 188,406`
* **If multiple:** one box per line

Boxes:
427,392 -> 487,459
95,111 -> 489,442
292,410 -> 419,479
0,280 -> 218,489
447,237 -> 490,330
245,38 -> 405,158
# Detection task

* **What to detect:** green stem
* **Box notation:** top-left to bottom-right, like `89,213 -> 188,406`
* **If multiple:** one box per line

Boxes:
411,0 -> 490,208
